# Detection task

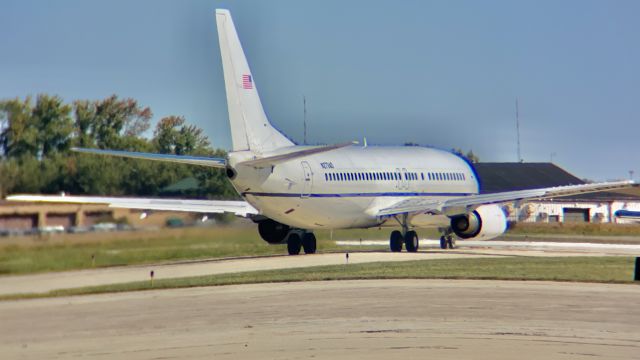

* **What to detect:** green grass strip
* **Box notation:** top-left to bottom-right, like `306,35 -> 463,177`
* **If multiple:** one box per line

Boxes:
2,256 -> 637,301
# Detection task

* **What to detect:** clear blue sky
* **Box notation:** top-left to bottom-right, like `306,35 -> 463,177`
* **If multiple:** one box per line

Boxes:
1,0 -> 638,181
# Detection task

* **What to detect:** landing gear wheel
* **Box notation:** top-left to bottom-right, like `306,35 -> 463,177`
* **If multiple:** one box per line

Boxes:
390,230 -> 403,252
440,236 -> 447,250
404,230 -> 419,252
302,232 -> 317,254
446,236 -> 455,249
287,233 -> 302,255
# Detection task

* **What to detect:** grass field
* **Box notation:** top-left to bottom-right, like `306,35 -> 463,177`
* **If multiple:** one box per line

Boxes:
0,226 -> 418,275
507,222 -> 640,236
1,222 -> 639,275
2,256 -> 636,300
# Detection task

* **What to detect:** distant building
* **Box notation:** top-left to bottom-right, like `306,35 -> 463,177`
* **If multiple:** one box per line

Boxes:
476,162 -> 640,223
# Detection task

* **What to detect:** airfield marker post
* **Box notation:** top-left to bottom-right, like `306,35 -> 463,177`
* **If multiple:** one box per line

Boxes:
150,270 -> 155,287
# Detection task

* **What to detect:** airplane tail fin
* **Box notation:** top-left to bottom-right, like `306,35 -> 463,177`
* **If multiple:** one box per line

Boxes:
215,9 -> 294,153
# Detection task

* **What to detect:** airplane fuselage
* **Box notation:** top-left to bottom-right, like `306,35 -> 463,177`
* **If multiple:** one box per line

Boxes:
229,145 -> 479,229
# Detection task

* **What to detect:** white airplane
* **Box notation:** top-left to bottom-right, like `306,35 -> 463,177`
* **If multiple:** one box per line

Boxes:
615,210 -> 640,222
8,9 -> 635,255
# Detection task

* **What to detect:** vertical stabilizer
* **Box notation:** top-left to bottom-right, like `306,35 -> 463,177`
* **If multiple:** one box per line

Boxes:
215,9 -> 294,152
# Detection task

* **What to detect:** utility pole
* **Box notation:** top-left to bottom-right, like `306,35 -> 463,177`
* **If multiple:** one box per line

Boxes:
516,98 -> 522,163
303,95 -> 307,145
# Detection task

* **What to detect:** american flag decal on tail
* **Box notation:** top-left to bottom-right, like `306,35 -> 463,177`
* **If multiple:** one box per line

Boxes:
242,74 -> 253,89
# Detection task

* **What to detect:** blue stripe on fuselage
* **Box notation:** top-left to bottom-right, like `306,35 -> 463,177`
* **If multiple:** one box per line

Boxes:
242,192 -> 474,198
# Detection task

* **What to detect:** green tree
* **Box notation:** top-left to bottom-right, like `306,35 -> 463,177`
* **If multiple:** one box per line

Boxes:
451,148 -> 480,163
0,97 -> 38,158
33,94 -> 73,156
153,116 -> 211,155
72,95 -> 152,149
0,95 -> 73,158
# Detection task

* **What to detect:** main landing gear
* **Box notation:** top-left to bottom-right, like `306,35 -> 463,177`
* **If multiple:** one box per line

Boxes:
438,226 -> 456,249
389,214 -> 420,253
286,230 -> 316,255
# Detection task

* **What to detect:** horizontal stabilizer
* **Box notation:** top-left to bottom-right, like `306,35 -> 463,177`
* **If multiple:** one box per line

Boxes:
7,194 -> 258,217
238,142 -> 356,168
72,148 -> 227,168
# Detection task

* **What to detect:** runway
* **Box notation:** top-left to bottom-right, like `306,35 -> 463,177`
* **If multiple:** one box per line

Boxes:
1,280 -> 638,359
0,240 -> 638,296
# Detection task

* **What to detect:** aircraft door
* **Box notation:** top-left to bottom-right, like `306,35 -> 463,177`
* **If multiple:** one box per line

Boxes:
301,161 -> 313,198
401,168 -> 409,190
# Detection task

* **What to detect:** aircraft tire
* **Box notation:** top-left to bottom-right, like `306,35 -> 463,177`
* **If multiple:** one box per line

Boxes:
404,230 -> 419,252
390,230 -> 403,252
302,232 -> 317,254
287,233 -> 302,255
440,236 -> 447,250
446,236 -> 455,249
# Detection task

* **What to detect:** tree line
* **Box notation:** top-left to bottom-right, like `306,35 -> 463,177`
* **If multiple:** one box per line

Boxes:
0,94 -> 237,199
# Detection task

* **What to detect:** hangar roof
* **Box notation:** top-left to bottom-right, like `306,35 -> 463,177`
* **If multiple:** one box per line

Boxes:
474,162 -> 640,201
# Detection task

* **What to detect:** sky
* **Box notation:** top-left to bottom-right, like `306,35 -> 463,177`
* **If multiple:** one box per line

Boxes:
1,0 -> 638,181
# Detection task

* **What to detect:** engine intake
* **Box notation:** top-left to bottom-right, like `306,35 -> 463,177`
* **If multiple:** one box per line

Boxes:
449,205 -> 507,240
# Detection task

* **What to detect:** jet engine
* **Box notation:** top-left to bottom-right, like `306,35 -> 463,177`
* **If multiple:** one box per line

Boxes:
257,218 -> 290,244
449,204 -> 507,240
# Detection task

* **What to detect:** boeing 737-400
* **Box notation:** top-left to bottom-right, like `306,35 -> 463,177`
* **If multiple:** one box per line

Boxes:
9,9 -> 636,255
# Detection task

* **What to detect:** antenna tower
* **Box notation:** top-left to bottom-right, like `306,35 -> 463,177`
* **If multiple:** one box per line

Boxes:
516,98 -> 522,162
303,95 -> 307,145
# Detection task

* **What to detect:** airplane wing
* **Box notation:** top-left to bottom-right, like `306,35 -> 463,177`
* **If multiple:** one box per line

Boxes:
72,148 -> 227,168
237,142 -> 356,168
6,195 -> 258,217
377,180 -> 636,217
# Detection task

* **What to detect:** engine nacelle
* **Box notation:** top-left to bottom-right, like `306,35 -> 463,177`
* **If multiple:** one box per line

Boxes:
449,204 -> 507,240
257,218 -> 290,244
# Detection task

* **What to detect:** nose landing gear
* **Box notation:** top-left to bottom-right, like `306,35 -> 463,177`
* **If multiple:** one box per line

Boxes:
438,226 -> 456,249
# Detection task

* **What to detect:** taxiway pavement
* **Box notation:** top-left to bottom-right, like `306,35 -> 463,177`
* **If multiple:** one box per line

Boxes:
1,280 -> 638,359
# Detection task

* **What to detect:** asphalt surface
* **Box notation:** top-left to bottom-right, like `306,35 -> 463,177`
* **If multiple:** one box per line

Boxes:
1,280 -> 638,359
